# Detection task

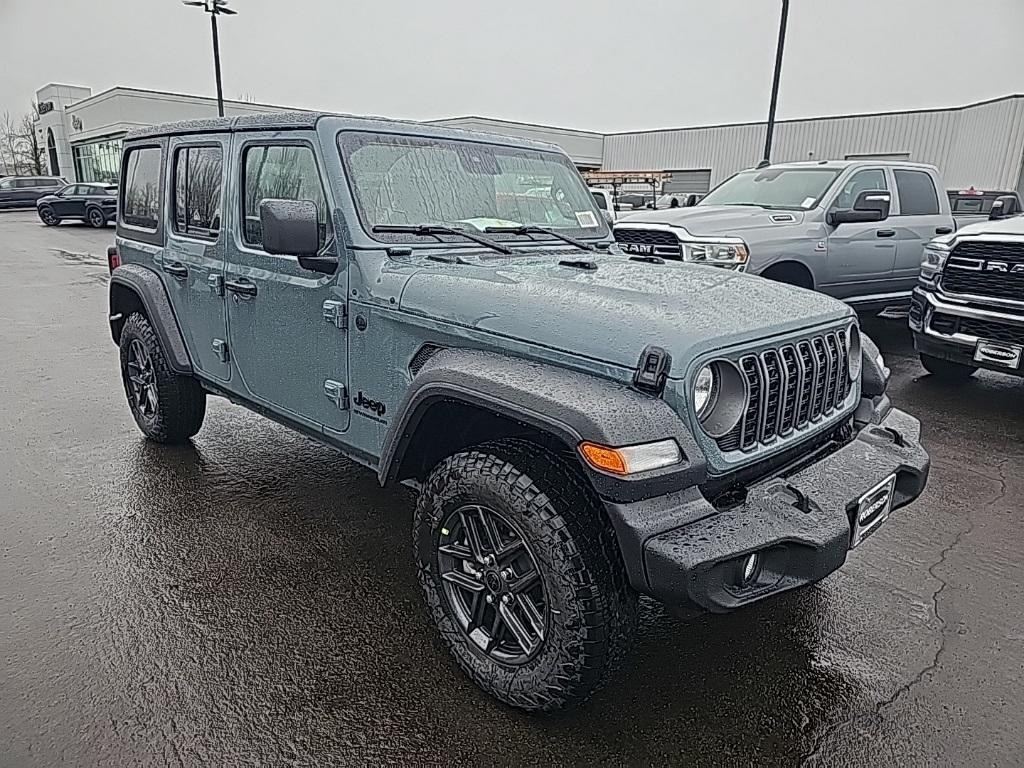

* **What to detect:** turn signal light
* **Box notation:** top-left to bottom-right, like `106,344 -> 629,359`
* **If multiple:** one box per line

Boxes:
579,439 -> 681,476
579,443 -> 629,475
107,245 -> 120,273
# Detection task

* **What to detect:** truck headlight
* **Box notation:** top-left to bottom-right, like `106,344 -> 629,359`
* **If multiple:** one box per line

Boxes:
694,360 -> 746,439
919,244 -> 949,289
683,241 -> 749,270
846,325 -> 862,380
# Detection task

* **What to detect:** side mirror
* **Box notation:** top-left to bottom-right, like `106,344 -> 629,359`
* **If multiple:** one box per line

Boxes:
685,194 -> 698,207
829,189 -> 891,226
990,195 -> 1019,220
259,198 -> 337,274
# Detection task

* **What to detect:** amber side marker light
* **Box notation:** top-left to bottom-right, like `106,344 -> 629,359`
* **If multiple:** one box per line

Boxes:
579,439 -> 681,476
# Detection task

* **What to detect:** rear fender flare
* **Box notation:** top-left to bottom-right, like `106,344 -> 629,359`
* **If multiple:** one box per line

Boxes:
109,264 -> 193,375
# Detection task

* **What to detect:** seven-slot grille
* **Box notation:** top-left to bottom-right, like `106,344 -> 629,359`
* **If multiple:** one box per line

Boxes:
715,328 -> 853,453
613,228 -> 683,259
942,240 -> 1024,303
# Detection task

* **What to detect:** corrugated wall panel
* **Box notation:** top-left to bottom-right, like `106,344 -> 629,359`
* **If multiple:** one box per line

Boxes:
603,96 -> 1024,191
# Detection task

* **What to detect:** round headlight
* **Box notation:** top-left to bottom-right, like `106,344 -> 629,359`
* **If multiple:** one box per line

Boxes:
693,365 -> 717,418
694,360 -> 747,439
846,325 -> 862,381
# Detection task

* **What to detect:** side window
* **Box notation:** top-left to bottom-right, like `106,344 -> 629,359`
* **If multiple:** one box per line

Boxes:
121,146 -> 162,230
833,169 -> 887,210
173,145 -> 223,239
15,178 -> 39,188
241,144 -> 330,249
0,179 -> 13,190
894,170 -> 939,216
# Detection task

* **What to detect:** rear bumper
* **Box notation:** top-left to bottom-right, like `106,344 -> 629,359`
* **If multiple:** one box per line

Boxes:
603,407 -> 929,613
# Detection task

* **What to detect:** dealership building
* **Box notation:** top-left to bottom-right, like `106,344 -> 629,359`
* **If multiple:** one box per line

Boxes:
34,82 -> 1024,197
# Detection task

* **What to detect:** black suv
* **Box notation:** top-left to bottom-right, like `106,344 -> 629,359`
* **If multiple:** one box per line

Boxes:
0,176 -> 67,208
36,183 -> 118,228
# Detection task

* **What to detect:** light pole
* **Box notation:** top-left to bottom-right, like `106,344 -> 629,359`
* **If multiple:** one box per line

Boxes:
183,0 -> 237,118
762,0 -> 790,164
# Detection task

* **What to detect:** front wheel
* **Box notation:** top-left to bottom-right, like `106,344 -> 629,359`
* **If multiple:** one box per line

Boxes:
920,352 -> 977,380
38,207 -> 60,226
119,312 -> 206,443
87,207 -> 106,228
414,440 -> 637,712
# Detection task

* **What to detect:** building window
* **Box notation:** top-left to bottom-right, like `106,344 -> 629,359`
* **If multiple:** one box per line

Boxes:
121,146 -> 162,231
72,137 -> 124,184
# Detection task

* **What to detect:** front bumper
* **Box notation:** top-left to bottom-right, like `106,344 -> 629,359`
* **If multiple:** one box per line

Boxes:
911,288 -> 1024,375
603,407 -> 929,613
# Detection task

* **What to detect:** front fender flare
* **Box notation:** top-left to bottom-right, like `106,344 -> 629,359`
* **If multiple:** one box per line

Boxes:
109,264 -> 193,375
378,348 -> 707,503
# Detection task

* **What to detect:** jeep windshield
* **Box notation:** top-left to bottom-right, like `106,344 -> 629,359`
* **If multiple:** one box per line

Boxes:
339,131 -> 608,245
698,167 -> 842,211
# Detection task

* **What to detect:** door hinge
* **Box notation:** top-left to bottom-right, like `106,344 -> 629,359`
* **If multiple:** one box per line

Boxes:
322,299 -> 348,329
323,380 -> 349,410
212,338 -> 229,363
208,273 -> 225,297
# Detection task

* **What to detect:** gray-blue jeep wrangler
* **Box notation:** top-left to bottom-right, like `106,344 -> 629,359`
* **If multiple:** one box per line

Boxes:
108,113 -> 929,712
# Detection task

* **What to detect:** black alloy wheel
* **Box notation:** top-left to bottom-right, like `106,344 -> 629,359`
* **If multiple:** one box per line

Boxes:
125,338 -> 159,421
437,503 -> 547,665
88,207 -> 106,228
39,207 -> 59,226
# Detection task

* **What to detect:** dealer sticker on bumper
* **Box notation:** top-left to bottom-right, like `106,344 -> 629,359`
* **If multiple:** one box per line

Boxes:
851,473 -> 897,548
974,340 -> 1022,369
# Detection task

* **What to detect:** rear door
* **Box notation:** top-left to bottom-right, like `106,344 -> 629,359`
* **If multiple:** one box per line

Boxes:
824,167 -> 897,298
224,132 -> 349,432
890,168 -> 953,288
162,136 -> 231,382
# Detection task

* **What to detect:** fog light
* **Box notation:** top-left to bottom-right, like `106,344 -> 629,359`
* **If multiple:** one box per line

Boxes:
740,553 -> 760,585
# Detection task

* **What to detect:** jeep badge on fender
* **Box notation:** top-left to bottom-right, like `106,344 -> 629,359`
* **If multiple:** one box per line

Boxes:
108,112 -> 930,713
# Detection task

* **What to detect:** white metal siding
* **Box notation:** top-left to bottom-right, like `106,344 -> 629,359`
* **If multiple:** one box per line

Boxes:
429,117 -> 605,168
602,96 -> 1024,191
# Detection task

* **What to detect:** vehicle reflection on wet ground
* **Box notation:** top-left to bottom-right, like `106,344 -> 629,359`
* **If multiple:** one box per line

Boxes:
2,210 -> 1022,766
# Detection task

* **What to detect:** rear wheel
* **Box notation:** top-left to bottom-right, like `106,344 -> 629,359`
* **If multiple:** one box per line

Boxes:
413,439 -> 637,711
118,312 -> 206,443
920,353 -> 977,380
87,207 -> 106,228
38,206 -> 59,226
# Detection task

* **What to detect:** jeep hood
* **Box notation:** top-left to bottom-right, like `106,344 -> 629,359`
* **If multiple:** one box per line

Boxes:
398,253 -> 851,373
618,204 -> 806,236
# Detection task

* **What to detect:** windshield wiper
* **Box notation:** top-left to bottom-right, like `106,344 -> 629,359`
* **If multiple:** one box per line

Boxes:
484,225 -> 595,251
372,224 -> 514,255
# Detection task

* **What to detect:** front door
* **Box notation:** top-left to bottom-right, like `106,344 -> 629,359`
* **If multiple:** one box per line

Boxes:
51,184 -> 86,218
224,133 -> 349,433
823,167 -> 897,299
160,136 -> 231,381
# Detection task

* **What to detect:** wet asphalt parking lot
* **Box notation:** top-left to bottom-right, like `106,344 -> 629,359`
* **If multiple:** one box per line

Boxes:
1,208 -> 1022,767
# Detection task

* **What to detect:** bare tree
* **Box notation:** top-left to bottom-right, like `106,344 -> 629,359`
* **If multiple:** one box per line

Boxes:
0,104 -> 46,176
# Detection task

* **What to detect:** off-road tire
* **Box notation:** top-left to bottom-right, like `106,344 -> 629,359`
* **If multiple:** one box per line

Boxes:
920,352 -> 977,380
119,312 -> 206,443
413,439 -> 638,712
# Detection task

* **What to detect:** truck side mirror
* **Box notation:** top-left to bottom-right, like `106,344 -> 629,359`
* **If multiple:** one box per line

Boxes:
990,195 -> 1019,220
259,198 -> 338,274
829,190 -> 891,226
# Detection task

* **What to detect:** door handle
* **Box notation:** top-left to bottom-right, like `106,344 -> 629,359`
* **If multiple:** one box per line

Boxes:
935,226 -> 953,235
162,261 -> 189,278
876,230 -> 896,238
224,278 -> 258,297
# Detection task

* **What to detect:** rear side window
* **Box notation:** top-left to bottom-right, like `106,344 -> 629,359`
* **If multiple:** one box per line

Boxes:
122,146 -> 162,230
895,170 -> 939,216
173,145 -> 223,239
241,144 -> 330,249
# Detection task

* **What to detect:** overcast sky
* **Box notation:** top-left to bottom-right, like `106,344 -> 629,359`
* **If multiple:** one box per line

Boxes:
1,0 -> 1022,132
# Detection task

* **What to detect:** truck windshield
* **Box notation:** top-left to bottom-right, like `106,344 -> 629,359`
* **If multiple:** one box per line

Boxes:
339,132 -> 608,243
699,167 -> 842,210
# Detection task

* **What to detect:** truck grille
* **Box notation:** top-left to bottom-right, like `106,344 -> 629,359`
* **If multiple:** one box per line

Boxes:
942,241 -> 1024,303
716,329 -> 853,453
613,228 -> 682,259
930,313 -> 1024,346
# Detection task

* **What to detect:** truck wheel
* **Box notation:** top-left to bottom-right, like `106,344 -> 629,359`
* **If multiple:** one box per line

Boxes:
413,439 -> 637,712
118,312 -> 206,443
920,353 -> 977,380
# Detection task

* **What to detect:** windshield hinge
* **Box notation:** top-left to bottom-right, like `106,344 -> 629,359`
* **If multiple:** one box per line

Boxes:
322,299 -> 348,330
